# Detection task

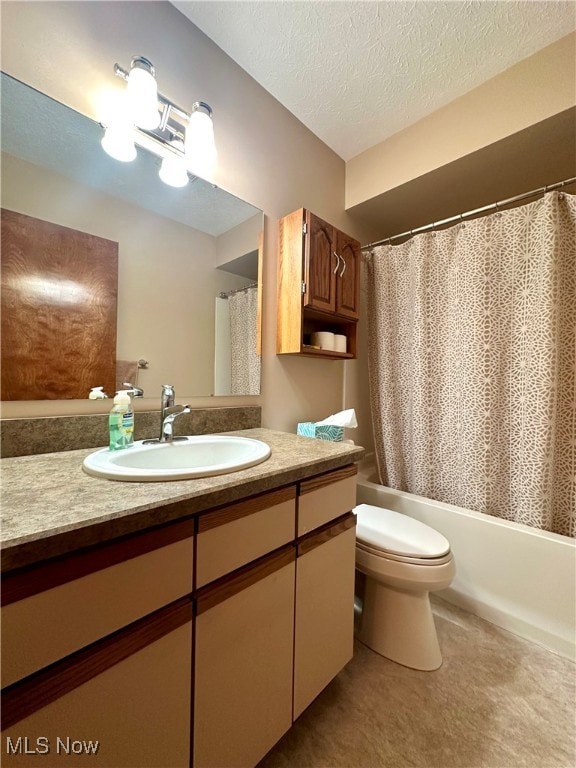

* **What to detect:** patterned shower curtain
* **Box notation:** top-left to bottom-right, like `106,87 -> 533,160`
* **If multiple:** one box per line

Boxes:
366,191 -> 575,537
228,286 -> 261,395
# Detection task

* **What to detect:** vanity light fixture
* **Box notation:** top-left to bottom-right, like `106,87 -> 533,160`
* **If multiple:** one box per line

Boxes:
100,117 -> 137,162
185,102 -> 216,179
125,56 -> 161,130
159,137 -> 189,188
100,55 -> 216,184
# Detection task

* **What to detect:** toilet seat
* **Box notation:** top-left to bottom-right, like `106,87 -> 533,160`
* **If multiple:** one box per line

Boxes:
354,503 -> 450,559
356,540 -> 453,566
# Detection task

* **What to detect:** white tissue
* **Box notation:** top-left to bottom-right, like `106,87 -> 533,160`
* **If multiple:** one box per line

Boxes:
311,331 -> 335,350
315,408 -> 358,428
333,334 -> 347,353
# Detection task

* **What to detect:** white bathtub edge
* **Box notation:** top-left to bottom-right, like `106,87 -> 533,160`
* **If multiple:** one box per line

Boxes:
437,589 -> 576,661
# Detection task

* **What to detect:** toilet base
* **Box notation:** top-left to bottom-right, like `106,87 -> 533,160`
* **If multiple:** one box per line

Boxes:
357,578 -> 443,671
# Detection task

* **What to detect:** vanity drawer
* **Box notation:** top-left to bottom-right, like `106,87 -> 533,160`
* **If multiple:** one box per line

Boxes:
298,465 -> 358,535
196,487 -> 296,588
1,520 -> 194,688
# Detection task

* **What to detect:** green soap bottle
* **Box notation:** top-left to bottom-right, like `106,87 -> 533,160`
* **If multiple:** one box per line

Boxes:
109,390 -> 134,451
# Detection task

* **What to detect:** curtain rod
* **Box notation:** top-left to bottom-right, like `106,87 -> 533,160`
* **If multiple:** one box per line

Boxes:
362,176 -> 576,251
219,282 -> 257,298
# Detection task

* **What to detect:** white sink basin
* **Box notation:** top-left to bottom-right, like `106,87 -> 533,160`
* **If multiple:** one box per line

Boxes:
82,436 -> 271,482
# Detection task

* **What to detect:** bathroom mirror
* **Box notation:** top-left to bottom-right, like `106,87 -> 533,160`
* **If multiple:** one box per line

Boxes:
0,72 -> 263,400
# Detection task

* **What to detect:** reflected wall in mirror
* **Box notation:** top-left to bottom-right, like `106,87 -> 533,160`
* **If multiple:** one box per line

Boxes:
0,73 -> 263,400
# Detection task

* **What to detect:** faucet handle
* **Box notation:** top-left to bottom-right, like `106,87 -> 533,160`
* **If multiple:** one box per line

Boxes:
162,404 -> 191,441
164,403 -> 190,418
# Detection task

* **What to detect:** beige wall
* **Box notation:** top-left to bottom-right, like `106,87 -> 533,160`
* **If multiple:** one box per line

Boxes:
346,32 -> 576,209
2,152 -> 250,398
1,1 -> 368,431
216,214 -> 262,271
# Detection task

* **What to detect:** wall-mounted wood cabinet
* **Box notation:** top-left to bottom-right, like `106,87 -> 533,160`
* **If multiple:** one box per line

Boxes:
277,209 -> 361,359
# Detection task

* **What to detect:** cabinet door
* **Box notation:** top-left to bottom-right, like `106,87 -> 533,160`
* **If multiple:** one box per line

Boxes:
304,212 -> 336,313
298,464 -> 358,536
194,549 -> 295,768
1,602 -> 192,768
196,487 -> 296,588
2,522 -> 194,688
294,515 -> 356,719
335,229 -> 360,319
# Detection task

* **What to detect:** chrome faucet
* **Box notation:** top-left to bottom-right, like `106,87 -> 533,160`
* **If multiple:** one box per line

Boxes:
160,384 -> 175,436
143,385 -> 190,444
161,404 -> 191,442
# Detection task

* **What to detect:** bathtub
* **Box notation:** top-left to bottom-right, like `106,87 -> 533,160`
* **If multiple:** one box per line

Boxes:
356,460 -> 576,660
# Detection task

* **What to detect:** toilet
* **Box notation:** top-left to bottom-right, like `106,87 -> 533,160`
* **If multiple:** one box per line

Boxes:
354,503 -> 455,671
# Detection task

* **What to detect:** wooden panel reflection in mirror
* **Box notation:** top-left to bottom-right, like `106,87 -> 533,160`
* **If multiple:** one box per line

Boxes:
1,210 -> 118,400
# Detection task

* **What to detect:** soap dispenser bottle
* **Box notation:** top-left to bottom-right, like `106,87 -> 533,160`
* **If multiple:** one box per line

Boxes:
109,390 -> 134,451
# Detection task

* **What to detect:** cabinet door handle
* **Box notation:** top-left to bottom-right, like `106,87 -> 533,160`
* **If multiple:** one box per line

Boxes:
339,255 -> 347,277
333,252 -> 341,275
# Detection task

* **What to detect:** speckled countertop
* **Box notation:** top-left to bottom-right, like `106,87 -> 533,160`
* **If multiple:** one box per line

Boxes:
1,429 -> 364,572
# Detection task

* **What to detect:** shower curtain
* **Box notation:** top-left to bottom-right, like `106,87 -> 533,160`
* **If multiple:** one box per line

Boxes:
228,286 -> 260,395
366,191 -> 575,537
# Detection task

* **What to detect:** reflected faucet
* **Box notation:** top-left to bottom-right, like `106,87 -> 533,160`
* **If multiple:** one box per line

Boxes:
123,382 -> 144,398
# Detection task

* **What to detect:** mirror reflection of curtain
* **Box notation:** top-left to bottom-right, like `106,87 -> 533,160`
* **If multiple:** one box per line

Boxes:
229,287 -> 260,395
214,297 -> 232,396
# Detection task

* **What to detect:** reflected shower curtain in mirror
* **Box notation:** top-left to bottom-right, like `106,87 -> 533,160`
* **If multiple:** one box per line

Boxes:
366,192 -> 576,536
229,287 -> 260,395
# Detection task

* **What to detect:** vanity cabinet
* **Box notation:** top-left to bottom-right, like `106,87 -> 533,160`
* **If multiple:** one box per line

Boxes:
1,520 -> 195,767
1,463 -> 358,768
277,208 -> 361,358
294,466 -> 358,719
294,516 -> 356,719
194,488 -> 297,767
1,520 -> 195,688
194,549 -> 295,768
2,605 -> 193,768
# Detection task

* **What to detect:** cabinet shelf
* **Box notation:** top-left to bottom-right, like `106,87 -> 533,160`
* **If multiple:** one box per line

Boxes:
300,346 -> 355,360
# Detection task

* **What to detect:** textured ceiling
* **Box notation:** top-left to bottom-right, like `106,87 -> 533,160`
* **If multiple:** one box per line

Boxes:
173,0 -> 576,161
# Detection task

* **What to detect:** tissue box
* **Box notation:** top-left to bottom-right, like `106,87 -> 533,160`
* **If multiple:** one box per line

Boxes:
297,422 -> 344,442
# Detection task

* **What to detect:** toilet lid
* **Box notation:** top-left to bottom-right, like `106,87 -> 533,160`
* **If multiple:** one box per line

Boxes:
354,503 -> 450,558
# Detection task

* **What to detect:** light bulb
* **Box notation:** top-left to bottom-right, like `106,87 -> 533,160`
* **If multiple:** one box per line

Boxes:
126,58 -> 160,130
159,138 -> 189,187
101,125 -> 137,162
185,106 -> 216,178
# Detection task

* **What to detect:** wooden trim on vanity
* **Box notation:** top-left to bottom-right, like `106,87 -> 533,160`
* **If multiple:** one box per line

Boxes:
195,545 -> 295,615
1,597 -> 193,730
297,513 -> 356,557
1,518 -> 195,606
299,464 -> 357,495
197,487 -> 296,533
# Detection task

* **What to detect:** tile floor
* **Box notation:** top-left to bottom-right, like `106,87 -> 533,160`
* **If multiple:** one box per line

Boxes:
259,599 -> 576,768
